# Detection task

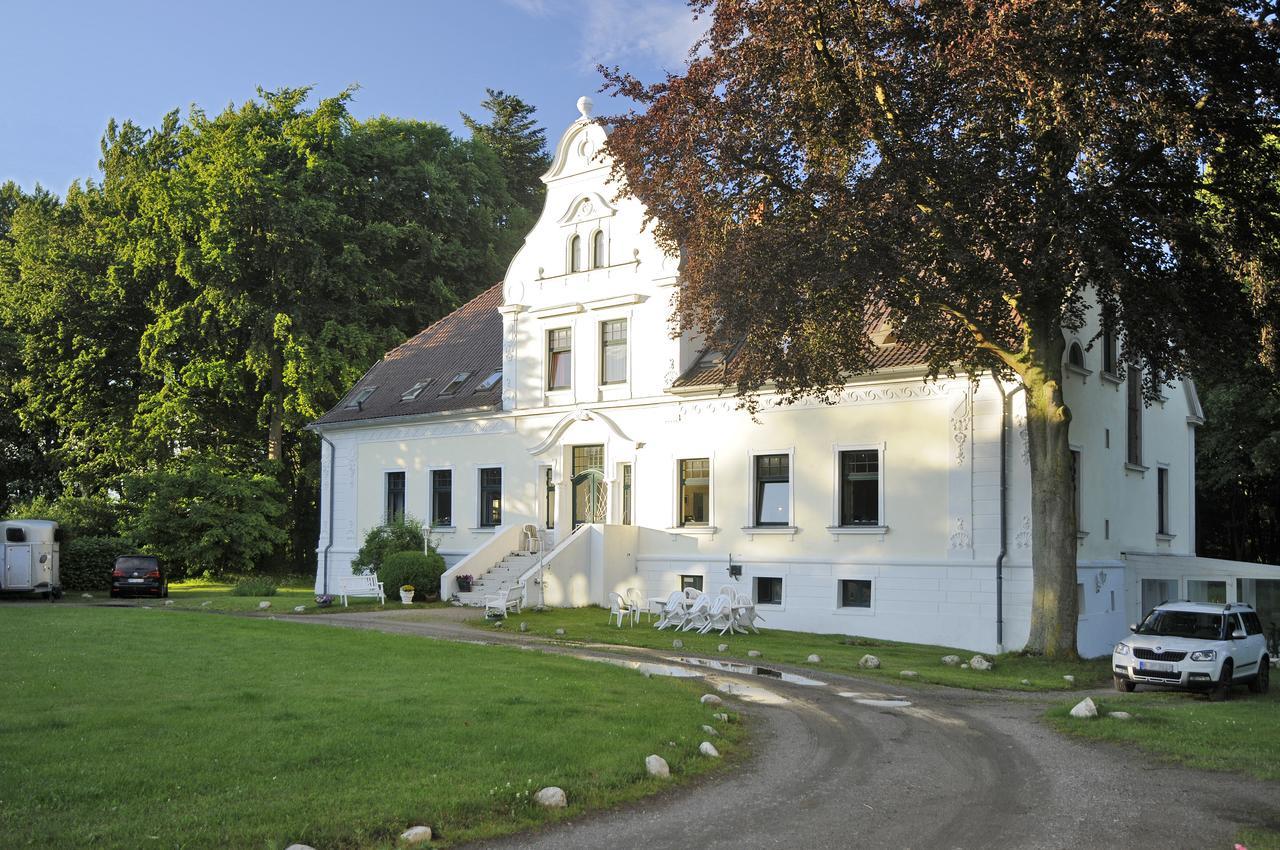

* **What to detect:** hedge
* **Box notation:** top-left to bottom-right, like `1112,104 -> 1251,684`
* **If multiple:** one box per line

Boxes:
61,536 -> 137,591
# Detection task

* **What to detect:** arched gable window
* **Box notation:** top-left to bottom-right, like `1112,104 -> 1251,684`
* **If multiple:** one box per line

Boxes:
569,235 -> 583,272
1068,341 -> 1085,369
591,230 -> 605,269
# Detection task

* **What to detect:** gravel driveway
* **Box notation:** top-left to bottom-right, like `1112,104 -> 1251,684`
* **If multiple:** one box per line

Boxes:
288,609 -> 1279,850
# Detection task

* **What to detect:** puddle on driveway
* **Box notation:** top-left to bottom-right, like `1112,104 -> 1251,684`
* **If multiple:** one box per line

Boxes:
577,656 -> 703,678
669,656 -> 827,687
712,679 -> 790,705
836,691 -> 913,708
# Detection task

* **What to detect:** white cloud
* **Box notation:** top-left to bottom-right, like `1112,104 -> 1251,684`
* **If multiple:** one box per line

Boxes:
503,0 -> 707,71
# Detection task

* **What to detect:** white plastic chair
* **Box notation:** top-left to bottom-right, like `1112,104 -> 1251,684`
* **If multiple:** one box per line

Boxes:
607,591 -> 634,628
655,591 -> 687,630
700,594 -> 734,635
681,594 -> 712,632
625,587 -> 648,623
684,586 -> 703,602
718,585 -> 736,599
733,593 -> 763,633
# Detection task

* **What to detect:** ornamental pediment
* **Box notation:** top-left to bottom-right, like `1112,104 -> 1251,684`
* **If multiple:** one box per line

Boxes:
557,192 -> 617,225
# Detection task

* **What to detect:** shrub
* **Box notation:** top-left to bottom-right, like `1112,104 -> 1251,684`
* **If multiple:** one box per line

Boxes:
231,576 -> 279,597
378,550 -> 445,601
351,517 -> 427,573
61,536 -> 137,591
5,493 -> 127,538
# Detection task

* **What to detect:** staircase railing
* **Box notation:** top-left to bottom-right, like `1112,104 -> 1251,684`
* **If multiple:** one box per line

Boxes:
439,524 -> 523,600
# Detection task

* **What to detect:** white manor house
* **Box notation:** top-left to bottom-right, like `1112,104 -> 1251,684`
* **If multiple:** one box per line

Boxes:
312,99 -> 1278,657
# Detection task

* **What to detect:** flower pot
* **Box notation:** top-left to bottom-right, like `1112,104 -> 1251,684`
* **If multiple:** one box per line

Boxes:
457,579 -> 473,593
399,590 -> 414,604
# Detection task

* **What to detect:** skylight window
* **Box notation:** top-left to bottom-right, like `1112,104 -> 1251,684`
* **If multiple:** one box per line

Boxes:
439,372 -> 472,396
344,386 -> 377,410
474,370 -> 502,392
400,379 -> 434,402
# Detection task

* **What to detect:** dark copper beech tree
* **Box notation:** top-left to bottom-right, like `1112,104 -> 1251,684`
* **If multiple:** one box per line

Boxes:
603,1 -> 1280,656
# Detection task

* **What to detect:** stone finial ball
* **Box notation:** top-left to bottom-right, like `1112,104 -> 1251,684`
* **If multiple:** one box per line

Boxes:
577,96 -> 594,118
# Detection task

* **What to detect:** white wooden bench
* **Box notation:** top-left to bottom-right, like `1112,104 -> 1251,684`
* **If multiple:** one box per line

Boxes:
484,584 -> 523,618
338,572 -> 385,606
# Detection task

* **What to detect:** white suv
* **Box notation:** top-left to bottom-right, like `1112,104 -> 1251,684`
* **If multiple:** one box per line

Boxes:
1112,601 -> 1270,700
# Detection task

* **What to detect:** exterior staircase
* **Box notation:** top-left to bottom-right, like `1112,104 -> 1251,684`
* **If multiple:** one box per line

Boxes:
455,551 -> 540,607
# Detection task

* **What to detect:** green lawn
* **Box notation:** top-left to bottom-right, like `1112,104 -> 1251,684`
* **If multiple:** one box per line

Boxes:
0,607 -> 741,849
67,579 -> 441,615
1046,687 -> 1280,782
456,605 -> 1112,691
1240,828 -> 1280,850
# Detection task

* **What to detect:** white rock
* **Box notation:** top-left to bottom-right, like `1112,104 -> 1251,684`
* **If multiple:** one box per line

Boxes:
554,628 -> 565,636
285,845 -> 318,850
400,825 -> 433,844
672,639 -> 683,649
900,670 -> 918,678
747,650 -> 762,658
807,654 -> 822,663
533,786 -> 567,808
258,601 -> 271,610
81,593 -> 94,599
200,600 -> 212,607
164,600 -> 174,606
941,654 -> 961,666
1020,679 -> 1032,686
293,605 -> 306,613
1069,697 -> 1099,719
700,694 -> 723,706
858,654 -> 881,669
718,643 -> 728,652
519,621 -> 528,632
645,754 -> 670,778
699,741 -> 721,758
1063,674 -> 1076,683
701,724 -> 718,736
969,655 -> 992,671
961,663 -> 970,669
712,712 -> 730,722
1108,711 -> 1133,720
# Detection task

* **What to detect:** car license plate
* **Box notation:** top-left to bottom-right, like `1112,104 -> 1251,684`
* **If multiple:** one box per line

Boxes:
128,578 -> 145,583
1138,660 -> 1173,672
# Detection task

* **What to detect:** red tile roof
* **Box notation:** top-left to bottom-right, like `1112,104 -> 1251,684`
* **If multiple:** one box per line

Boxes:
314,283 -> 505,426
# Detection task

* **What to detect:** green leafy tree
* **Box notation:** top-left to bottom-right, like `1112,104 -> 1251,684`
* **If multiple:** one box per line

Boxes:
462,89 -> 551,222
351,517 -> 427,573
603,0 -> 1279,656
124,456 -> 287,578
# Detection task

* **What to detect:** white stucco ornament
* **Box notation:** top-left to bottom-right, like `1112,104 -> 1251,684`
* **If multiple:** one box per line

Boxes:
576,95 -> 594,118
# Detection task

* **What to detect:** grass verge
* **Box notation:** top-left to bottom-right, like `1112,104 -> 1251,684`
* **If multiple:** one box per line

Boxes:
0,607 -> 742,849
62,579 -> 443,615
1045,688 -> 1280,782
453,605 -> 1111,691
1239,828 -> 1280,850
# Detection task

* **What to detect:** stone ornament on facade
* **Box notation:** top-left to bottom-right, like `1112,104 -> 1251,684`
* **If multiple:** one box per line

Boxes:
948,518 -> 972,550
1015,515 -> 1032,549
951,391 -> 972,467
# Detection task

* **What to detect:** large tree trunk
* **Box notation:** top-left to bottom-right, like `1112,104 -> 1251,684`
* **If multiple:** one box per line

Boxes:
267,344 -> 284,463
1022,330 -> 1080,658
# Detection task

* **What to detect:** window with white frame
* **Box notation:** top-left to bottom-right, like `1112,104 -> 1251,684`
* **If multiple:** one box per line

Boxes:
600,319 -> 627,385
1126,366 -> 1142,465
1157,466 -> 1170,535
569,234 -> 583,272
838,449 -> 880,527
680,574 -> 703,592
838,579 -> 872,609
678,458 -> 710,527
430,469 -> 452,527
547,328 -> 572,390
479,468 -> 502,528
385,471 -> 405,523
543,467 -> 555,530
753,453 -> 791,526
1070,449 -> 1083,530
591,229 -> 605,269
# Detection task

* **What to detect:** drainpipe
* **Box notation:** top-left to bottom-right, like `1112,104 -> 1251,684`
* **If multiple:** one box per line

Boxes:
995,381 -> 1026,654
319,431 -> 336,597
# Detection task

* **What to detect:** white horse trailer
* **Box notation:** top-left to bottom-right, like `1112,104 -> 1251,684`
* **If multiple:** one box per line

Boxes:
0,520 -> 62,599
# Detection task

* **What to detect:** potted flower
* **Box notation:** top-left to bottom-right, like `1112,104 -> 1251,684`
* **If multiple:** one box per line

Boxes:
399,584 -> 415,604
315,594 -> 334,608
456,573 -> 474,593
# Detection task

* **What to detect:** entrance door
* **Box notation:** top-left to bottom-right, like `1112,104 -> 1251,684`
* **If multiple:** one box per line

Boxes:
572,445 -> 607,527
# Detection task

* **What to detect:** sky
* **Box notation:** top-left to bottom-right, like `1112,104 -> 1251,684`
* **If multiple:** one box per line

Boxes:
0,0 -> 707,195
